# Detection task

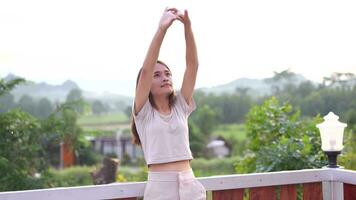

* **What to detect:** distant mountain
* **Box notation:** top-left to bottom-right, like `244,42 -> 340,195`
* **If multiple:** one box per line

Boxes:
199,78 -> 271,97
3,72 -> 312,105
199,74 -> 310,97
6,74 -> 80,102
3,73 -> 22,81
3,74 -> 132,107
82,91 -> 132,110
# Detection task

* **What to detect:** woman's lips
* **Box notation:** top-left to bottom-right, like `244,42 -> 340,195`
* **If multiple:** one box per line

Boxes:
161,83 -> 172,88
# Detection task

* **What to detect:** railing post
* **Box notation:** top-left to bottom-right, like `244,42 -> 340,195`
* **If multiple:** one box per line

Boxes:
322,181 -> 344,200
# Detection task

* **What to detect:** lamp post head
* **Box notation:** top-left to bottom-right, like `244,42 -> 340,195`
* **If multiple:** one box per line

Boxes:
316,112 -> 347,152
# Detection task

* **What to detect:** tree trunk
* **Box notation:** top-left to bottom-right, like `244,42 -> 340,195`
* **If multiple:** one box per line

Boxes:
91,157 -> 119,185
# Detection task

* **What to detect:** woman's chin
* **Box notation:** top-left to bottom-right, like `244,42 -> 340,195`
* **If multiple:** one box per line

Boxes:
165,90 -> 173,96
162,86 -> 173,93
164,89 -> 174,96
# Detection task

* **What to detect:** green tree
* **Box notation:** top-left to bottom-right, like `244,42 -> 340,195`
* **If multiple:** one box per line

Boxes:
189,105 -> 218,157
66,89 -> 85,114
0,93 -> 16,113
0,77 -> 25,96
36,98 -> 53,119
17,95 -> 36,115
235,97 -> 327,173
235,87 -> 250,96
0,110 -> 46,191
92,100 -> 107,115
66,89 -> 83,102
339,103 -> 356,170
188,122 -> 205,157
193,92 -> 252,124
41,101 -> 84,166
340,129 -> 356,170
296,81 -> 315,98
264,69 -> 298,95
193,104 -> 217,135
124,106 -> 132,118
0,77 -> 47,191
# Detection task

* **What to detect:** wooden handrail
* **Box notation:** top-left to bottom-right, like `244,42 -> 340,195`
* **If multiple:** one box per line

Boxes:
1,168 -> 356,200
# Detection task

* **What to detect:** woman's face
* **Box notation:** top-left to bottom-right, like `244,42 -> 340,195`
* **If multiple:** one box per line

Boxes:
150,63 -> 173,97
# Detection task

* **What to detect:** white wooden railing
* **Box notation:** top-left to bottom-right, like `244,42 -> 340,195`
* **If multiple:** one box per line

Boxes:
1,168 -> 356,200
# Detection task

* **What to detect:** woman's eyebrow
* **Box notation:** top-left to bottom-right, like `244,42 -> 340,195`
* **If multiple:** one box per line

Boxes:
153,71 -> 161,75
154,70 -> 170,74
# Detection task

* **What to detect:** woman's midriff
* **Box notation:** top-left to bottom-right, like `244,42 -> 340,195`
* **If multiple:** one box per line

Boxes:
148,160 -> 191,172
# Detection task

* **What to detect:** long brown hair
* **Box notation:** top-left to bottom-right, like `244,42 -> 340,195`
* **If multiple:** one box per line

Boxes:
131,60 -> 176,145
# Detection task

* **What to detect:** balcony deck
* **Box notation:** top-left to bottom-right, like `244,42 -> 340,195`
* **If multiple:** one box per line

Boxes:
1,168 -> 356,200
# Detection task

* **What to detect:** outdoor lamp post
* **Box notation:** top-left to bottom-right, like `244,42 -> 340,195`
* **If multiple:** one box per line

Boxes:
317,112 -> 347,168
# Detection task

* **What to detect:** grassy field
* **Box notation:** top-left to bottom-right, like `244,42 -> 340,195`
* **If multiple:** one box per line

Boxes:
78,112 -> 128,125
78,112 -> 130,133
212,124 -> 246,141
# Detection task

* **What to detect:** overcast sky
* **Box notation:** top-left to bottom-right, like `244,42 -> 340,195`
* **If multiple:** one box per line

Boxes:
1,0 -> 356,97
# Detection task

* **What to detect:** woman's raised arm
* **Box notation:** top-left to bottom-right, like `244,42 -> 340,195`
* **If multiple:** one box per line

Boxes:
134,8 -> 179,115
179,10 -> 199,105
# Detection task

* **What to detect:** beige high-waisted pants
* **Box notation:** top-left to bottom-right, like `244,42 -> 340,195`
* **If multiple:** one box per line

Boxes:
144,168 -> 206,200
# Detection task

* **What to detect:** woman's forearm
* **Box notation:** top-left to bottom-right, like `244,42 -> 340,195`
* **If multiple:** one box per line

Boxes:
135,27 -> 167,110
142,8 -> 179,73
142,27 -> 167,73
184,25 -> 198,69
180,22 -> 198,102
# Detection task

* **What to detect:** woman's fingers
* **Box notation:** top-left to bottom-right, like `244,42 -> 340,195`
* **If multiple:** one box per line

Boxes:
184,9 -> 189,18
177,9 -> 189,19
176,15 -> 184,23
176,10 -> 183,17
166,7 -> 178,14
162,7 -> 189,27
175,9 -> 190,26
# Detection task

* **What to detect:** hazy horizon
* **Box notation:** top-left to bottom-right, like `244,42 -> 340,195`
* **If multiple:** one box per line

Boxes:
1,69 -> 349,98
1,0 -> 356,97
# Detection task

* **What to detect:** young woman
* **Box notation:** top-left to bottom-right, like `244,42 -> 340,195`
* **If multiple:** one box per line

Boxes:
131,7 -> 206,200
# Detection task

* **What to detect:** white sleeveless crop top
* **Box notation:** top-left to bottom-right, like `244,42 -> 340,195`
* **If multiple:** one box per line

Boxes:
133,91 -> 196,165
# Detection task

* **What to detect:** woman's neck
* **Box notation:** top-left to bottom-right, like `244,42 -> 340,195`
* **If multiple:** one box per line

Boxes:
153,95 -> 170,114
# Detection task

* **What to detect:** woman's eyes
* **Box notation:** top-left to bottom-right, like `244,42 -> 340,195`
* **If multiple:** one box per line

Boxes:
153,73 -> 171,77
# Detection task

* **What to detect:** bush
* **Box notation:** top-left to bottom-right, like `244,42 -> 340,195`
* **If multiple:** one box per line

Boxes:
236,97 -> 327,173
117,166 -> 147,182
76,136 -> 103,166
0,110 -> 46,191
339,129 -> 356,170
191,157 -> 240,177
41,166 -> 94,187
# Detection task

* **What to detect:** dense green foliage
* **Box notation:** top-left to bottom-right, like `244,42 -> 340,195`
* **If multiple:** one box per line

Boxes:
0,110 -> 46,191
117,166 -> 148,182
235,97 -> 327,173
0,78 -> 25,96
192,91 -> 252,124
40,167 -> 94,187
0,78 -> 46,191
191,156 -> 240,177
0,78 -> 101,191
